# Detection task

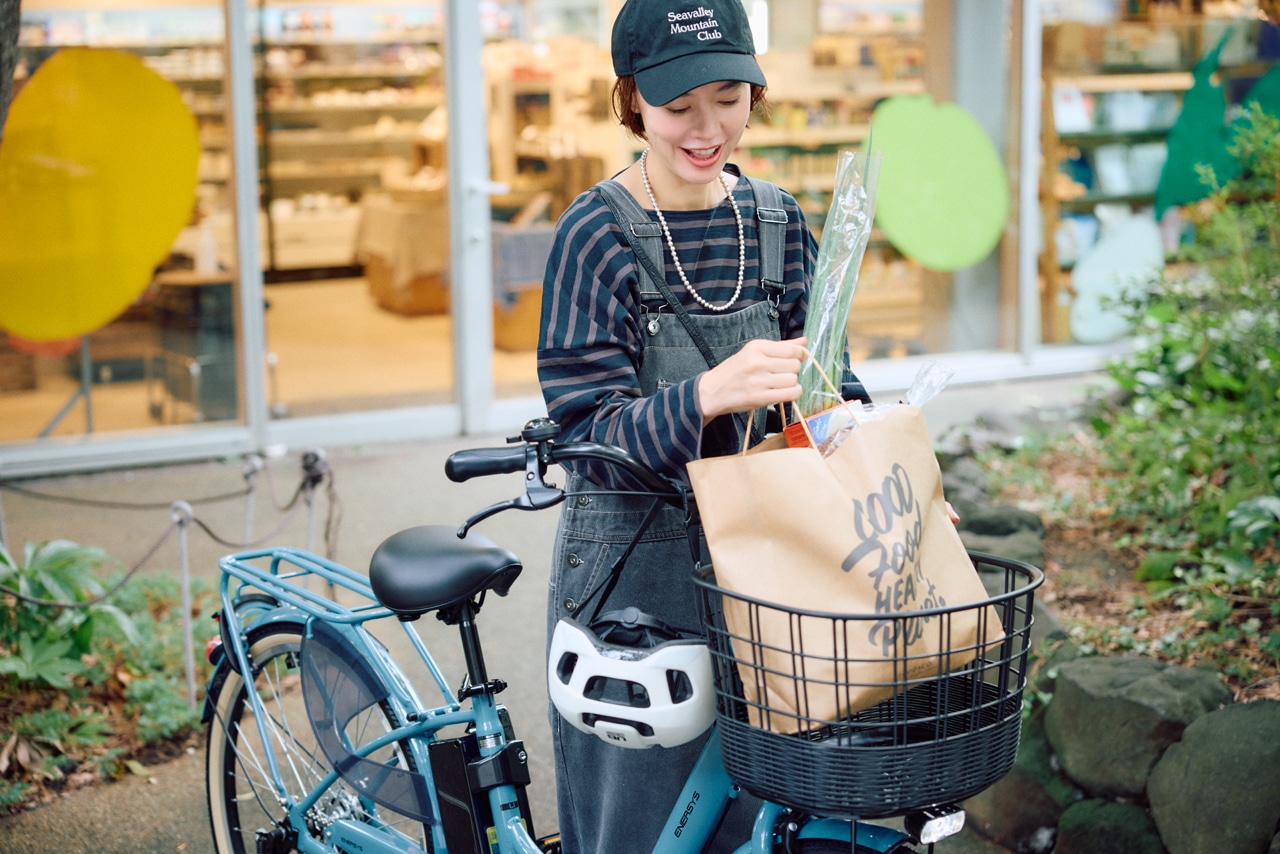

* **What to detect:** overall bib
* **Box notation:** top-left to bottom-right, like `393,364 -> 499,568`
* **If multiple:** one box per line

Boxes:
546,177 -> 787,854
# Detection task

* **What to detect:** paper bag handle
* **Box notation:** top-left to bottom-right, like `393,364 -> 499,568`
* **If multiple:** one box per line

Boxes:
737,402 -> 788,457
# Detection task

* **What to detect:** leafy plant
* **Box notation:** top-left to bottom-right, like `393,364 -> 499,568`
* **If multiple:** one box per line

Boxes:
0,779 -> 32,811
0,539 -> 139,688
982,108 -> 1279,694
1064,105 -> 1280,682
0,708 -> 109,782
124,674 -> 202,743
1228,496 -> 1280,549
0,551 -> 216,813
1094,106 -> 1278,548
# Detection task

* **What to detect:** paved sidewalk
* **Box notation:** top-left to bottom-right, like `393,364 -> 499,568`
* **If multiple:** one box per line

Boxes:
0,374 -> 1105,854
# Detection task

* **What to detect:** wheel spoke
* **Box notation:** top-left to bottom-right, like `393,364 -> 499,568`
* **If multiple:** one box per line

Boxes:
204,623 -> 427,853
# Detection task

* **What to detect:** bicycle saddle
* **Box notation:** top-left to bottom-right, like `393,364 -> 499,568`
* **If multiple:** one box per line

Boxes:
369,525 -> 522,619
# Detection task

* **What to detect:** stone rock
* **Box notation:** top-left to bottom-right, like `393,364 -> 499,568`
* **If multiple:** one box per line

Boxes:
961,528 -> 1044,569
965,712 -> 1079,852
970,548 -> 1063,653
1029,639 -> 1082,696
935,416 -> 1015,457
957,504 -> 1045,538
1148,700 -> 1280,854
942,455 -> 991,517
1043,657 -> 1232,798
1054,799 -> 1166,854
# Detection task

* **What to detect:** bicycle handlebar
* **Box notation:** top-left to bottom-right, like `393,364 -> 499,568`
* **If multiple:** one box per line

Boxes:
444,446 -> 527,482
446,441 -> 680,498
445,418 -> 688,537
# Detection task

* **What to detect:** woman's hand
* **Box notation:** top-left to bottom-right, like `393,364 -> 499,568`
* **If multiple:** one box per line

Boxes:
697,337 -> 807,423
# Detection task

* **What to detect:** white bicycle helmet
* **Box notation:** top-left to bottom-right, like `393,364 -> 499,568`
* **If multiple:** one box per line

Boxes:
548,606 -> 715,749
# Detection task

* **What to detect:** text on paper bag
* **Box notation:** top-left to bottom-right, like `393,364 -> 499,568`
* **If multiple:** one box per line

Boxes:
841,462 -> 947,656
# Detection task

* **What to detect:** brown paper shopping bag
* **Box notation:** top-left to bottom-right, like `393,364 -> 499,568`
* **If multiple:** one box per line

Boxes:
687,402 -> 1003,735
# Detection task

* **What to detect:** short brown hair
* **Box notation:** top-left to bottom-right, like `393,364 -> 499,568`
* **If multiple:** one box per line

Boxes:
611,76 -> 770,140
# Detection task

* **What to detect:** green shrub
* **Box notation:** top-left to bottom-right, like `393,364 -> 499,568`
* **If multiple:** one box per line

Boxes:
0,780 -> 32,811
125,674 -> 202,743
1,543 -> 216,811
0,707 -> 110,782
1086,106 -> 1279,675
0,540 -> 139,688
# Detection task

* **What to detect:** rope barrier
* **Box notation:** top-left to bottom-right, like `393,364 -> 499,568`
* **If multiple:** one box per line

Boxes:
0,481 -> 253,510
0,449 -> 340,706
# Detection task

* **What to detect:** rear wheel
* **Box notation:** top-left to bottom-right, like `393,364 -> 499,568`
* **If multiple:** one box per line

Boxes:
205,622 -> 427,853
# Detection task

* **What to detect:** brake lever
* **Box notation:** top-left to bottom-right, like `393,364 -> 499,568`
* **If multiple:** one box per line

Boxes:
455,442 -> 566,537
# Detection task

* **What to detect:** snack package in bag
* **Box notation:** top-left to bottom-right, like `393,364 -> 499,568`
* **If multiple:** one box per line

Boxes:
687,385 -> 1003,735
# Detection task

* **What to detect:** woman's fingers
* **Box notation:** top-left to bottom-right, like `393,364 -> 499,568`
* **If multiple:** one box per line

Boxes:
697,337 -> 808,421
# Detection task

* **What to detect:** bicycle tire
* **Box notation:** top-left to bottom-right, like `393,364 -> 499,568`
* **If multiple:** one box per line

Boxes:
205,621 -> 427,853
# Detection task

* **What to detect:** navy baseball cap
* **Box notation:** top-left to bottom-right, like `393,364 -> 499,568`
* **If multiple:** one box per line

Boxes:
612,0 -> 767,107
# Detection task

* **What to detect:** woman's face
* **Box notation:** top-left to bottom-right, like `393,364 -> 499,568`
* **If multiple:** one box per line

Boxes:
634,80 -> 752,195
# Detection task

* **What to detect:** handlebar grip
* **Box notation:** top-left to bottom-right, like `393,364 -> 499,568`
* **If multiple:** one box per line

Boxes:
445,447 -> 528,482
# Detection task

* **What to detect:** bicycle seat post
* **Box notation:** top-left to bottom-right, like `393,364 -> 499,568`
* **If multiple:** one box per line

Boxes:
440,598 -> 507,706
455,599 -> 488,687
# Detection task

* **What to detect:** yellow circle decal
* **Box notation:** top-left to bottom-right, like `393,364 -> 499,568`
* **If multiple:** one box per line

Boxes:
0,48 -> 199,340
869,95 -> 1009,272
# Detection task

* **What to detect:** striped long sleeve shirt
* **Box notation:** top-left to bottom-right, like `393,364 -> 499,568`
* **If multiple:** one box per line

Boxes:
537,168 -> 820,488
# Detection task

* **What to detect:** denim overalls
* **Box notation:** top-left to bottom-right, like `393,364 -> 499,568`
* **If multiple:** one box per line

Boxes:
546,176 -> 788,854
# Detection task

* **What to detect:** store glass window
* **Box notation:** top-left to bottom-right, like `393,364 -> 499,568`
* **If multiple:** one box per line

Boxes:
485,1 -> 1029,377
481,3 -> 599,401
758,0 -> 932,362
2,0 -> 243,441
255,1 -> 459,417
1038,1 -> 1280,348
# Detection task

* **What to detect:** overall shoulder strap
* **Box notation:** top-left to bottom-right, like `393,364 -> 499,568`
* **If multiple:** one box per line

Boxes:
594,181 -> 721,369
745,177 -> 787,295
594,180 -> 665,299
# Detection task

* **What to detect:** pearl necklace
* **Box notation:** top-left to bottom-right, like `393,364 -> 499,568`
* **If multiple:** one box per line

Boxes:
639,148 -> 745,312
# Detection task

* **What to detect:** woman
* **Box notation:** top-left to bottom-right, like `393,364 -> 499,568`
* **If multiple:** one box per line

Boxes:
536,1 -> 845,850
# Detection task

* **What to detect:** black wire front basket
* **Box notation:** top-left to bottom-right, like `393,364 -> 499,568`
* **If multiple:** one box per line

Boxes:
693,551 -> 1043,820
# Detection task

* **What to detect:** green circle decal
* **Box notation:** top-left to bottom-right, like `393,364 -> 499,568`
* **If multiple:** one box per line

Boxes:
869,95 -> 1008,272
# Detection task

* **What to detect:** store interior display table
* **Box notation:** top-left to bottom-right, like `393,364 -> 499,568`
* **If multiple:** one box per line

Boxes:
147,270 -> 238,423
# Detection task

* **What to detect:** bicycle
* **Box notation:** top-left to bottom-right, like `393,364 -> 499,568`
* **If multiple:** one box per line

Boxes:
202,417 -> 1043,854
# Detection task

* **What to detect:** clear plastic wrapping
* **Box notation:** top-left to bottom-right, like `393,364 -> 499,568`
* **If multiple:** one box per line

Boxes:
805,360 -> 954,458
798,148 -> 883,416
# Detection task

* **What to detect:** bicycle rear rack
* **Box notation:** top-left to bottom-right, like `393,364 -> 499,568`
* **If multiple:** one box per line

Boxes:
219,546 -> 394,625
217,546 -> 460,708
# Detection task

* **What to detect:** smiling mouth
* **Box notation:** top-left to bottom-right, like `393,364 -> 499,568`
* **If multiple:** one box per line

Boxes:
685,145 -> 721,161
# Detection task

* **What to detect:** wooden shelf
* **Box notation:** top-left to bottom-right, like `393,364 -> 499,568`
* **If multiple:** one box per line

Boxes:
1059,192 -> 1156,213
266,30 -> 442,47
1057,129 -> 1170,146
267,63 -> 439,81
1039,67 -> 1188,344
745,124 -> 870,148
263,96 -> 441,116
764,78 -> 925,103
1050,71 -> 1193,93
1038,37 -> 1277,344
268,129 -> 421,147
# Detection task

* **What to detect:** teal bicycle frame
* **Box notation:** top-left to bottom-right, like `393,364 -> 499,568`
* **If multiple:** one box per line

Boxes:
209,545 -> 913,854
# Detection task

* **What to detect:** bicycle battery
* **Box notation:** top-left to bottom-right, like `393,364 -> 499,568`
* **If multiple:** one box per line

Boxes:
428,712 -> 534,854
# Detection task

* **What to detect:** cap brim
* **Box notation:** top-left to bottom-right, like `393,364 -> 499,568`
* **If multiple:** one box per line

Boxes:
634,52 -> 767,107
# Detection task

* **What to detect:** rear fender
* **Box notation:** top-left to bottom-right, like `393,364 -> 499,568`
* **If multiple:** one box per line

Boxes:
202,608 -> 306,723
